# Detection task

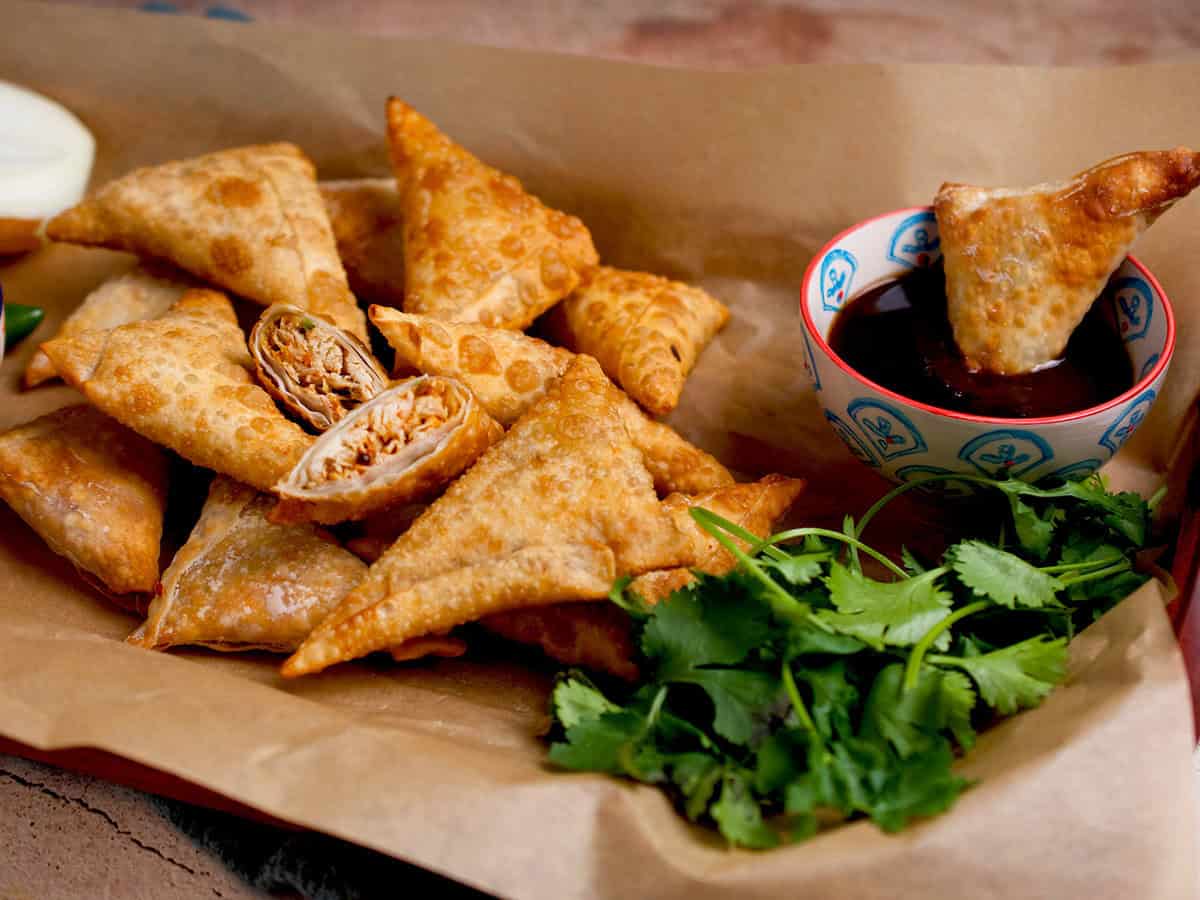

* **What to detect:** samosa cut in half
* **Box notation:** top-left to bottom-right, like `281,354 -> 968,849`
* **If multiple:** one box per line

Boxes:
249,304 -> 387,432
320,178 -> 406,308
387,97 -> 598,330
0,404 -> 168,597
281,355 -> 697,677
129,477 -> 366,653
45,143 -> 368,340
548,265 -> 730,416
41,289 -> 313,491
482,474 -> 804,678
24,264 -> 193,389
369,306 -> 733,496
936,147 -> 1200,374
271,376 -> 503,525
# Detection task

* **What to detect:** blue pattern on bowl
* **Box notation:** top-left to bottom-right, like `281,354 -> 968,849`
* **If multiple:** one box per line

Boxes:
958,429 -> 1054,478
847,398 -> 927,461
819,248 -> 857,313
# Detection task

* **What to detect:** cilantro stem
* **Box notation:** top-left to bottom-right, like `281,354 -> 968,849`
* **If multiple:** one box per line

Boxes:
691,508 -> 791,562
1039,555 -> 1124,574
1148,484 -> 1167,513
1057,560 -> 1131,588
903,600 -> 990,691
853,474 -> 985,540
781,662 -> 819,738
618,685 -> 669,779
690,509 -> 811,622
760,528 -> 908,580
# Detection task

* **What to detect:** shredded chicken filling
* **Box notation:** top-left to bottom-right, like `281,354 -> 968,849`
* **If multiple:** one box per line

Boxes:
265,315 -> 382,417
301,380 -> 463,488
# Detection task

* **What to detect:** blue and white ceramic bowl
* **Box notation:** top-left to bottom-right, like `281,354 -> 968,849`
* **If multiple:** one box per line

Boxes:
800,206 -> 1175,485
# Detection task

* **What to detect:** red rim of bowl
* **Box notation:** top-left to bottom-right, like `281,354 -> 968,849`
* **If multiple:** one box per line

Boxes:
799,205 -> 1176,426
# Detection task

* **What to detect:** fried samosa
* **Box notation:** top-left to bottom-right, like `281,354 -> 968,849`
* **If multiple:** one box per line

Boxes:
41,289 -> 313,491
282,356 -> 695,676
271,376 -> 503,525
249,304 -> 387,432
23,264 -> 194,389
548,266 -> 730,416
387,97 -> 598,330
129,477 -> 366,653
44,143 -> 368,340
369,306 -> 733,495
320,178 -> 405,308
936,147 -> 1200,374
0,404 -> 167,596
481,475 -> 804,677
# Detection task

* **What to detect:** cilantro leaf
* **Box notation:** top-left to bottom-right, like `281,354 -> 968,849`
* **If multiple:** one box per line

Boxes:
947,540 -> 1063,609
672,754 -> 724,821
817,564 -> 953,648
642,576 -> 770,678
868,740 -> 970,833
1005,493 -> 1059,559
784,625 -> 866,658
861,664 -> 975,758
935,634 -> 1067,715
549,708 -> 652,777
676,669 -> 782,745
762,551 -> 829,587
794,660 -> 858,741
901,546 -> 928,575
552,677 -> 618,729
711,771 -> 779,848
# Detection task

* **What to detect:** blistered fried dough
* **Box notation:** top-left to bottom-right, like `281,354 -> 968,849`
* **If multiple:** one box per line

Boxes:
45,143 -> 368,340
387,97 -> 598,330
41,289 -> 313,491
370,307 -> 733,494
550,266 -> 730,416
249,304 -> 387,432
0,405 -> 167,595
128,477 -> 366,653
272,376 -> 503,524
320,178 -> 405,308
24,264 -> 193,388
480,475 -> 804,677
282,356 -> 694,676
936,147 -> 1200,374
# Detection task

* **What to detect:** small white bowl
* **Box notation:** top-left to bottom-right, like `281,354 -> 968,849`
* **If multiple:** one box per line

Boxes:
799,206 -> 1174,484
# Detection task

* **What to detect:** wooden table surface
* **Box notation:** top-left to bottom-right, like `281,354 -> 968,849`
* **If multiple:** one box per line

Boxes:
4,1 -> 1200,898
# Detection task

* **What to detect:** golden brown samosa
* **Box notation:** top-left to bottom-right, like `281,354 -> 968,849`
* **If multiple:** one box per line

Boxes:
936,147 -> 1200,374
387,97 -> 598,330
249,304 -> 387,432
320,178 -> 405,308
369,306 -> 733,495
41,289 -> 313,491
0,404 -> 167,596
24,264 -> 193,388
45,143 -> 368,340
271,376 -> 503,525
482,475 -> 805,677
128,477 -> 366,653
549,266 -> 730,416
281,356 -> 695,677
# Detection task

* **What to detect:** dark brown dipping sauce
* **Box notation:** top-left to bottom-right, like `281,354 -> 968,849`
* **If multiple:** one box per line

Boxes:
827,261 -> 1134,419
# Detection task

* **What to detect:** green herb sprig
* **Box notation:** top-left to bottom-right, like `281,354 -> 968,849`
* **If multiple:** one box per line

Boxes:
548,474 -> 1155,848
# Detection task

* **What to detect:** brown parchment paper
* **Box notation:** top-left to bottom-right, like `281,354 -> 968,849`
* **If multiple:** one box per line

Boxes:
1,4 -> 1198,897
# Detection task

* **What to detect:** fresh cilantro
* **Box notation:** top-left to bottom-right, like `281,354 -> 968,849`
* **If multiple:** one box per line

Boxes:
546,473 -> 1157,848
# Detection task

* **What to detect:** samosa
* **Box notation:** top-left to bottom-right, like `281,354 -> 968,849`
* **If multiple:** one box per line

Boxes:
370,306 -> 733,495
41,289 -> 313,491
282,356 -> 696,676
387,98 -> 598,330
45,143 -> 367,340
548,266 -> 729,416
320,178 -> 406,308
483,475 -> 804,677
0,404 -> 168,596
24,264 -> 193,388
129,477 -> 366,653
936,147 -> 1200,374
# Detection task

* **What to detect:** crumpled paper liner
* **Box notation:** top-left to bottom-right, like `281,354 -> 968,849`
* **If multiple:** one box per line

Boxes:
0,3 -> 1197,897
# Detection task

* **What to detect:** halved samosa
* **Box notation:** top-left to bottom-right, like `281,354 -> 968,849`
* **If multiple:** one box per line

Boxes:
482,474 -> 805,677
24,264 -> 193,388
128,477 -> 366,652
369,306 -> 733,495
249,304 -> 387,432
387,97 -> 598,329
0,404 -> 167,596
45,143 -> 368,340
282,356 -> 696,676
272,376 -> 503,525
41,289 -> 313,491
549,266 -> 730,416
936,147 -> 1200,374
320,178 -> 405,308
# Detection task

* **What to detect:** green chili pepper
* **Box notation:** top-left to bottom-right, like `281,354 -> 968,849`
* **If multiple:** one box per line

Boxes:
4,304 -> 44,344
